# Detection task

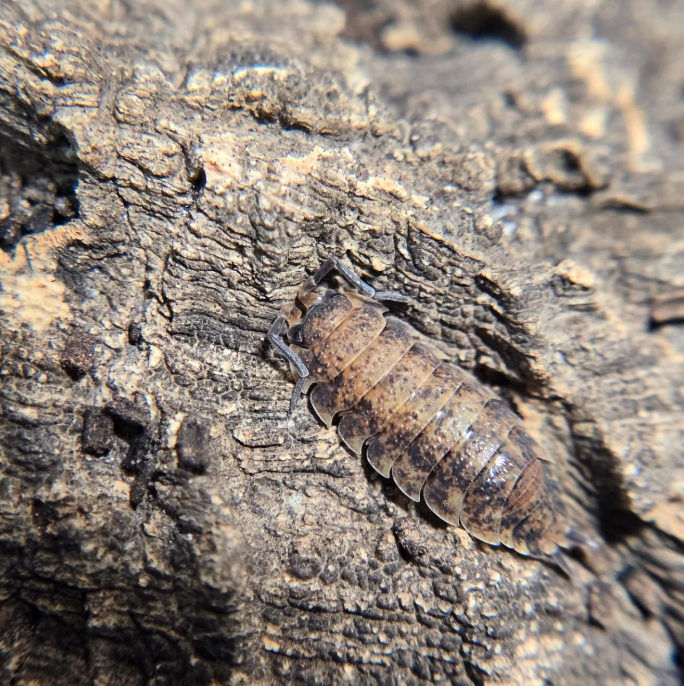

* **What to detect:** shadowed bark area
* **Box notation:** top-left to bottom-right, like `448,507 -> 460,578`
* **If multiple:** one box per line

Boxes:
1,0 -> 683,684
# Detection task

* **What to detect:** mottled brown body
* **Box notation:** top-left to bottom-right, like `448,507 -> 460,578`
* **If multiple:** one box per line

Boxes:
274,277 -> 572,571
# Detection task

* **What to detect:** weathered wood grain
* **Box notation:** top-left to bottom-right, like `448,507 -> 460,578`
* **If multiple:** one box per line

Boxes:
1,0 -> 683,684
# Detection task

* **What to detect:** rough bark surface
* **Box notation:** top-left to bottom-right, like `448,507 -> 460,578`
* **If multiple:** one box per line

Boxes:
1,0 -> 683,684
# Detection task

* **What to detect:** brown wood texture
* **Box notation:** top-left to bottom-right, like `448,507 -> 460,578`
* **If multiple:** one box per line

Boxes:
1,0 -> 683,684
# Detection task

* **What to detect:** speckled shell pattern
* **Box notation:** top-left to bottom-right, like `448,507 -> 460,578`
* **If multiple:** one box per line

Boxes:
288,289 -> 568,563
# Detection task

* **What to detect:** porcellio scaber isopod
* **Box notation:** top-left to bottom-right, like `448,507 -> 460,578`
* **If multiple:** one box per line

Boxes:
268,257 -> 579,573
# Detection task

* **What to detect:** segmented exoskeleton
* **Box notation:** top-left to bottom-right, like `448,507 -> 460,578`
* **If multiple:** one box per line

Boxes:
268,257 -> 579,573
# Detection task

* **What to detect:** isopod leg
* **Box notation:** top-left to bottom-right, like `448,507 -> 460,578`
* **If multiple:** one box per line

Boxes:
300,256 -> 409,303
549,549 -> 572,576
291,376 -> 313,413
566,527 -> 599,549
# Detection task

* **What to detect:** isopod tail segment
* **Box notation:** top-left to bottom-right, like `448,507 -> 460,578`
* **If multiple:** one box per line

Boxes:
267,256 -> 582,576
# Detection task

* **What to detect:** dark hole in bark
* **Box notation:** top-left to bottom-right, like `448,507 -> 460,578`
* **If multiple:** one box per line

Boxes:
451,2 -> 527,50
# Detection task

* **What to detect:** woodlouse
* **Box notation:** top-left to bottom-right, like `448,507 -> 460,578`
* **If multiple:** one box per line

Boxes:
268,257 -> 579,573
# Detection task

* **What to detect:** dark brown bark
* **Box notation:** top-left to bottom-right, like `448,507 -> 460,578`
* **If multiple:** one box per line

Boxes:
1,1 -> 683,684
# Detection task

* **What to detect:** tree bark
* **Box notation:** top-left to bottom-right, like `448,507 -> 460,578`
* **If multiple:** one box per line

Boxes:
1,0 -> 683,684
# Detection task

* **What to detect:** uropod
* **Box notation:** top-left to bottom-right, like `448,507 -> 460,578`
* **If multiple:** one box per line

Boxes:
267,257 -> 580,573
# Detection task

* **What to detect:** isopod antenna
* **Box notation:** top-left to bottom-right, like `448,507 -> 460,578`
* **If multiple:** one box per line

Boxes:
297,256 -> 410,303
